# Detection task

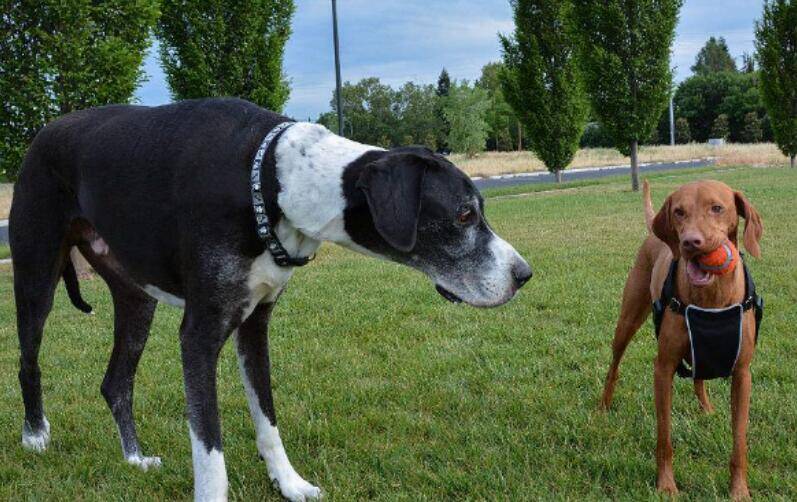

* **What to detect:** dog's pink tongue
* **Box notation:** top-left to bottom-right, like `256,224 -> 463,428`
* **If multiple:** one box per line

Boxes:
687,259 -> 711,285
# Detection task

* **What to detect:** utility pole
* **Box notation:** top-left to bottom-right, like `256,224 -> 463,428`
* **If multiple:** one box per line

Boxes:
331,0 -> 344,137
669,94 -> 675,146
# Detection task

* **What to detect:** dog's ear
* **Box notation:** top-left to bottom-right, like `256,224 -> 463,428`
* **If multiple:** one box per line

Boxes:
356,153 -> 429,252
734,191 -> 763,258
652,195 -> 680,258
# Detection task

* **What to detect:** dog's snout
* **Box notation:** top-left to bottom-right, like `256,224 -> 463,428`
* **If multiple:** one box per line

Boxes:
681,232 -> 704,251
512,260 -> 533,289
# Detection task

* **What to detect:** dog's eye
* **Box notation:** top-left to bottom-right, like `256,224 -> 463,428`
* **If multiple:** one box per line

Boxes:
674,208 -> 686,218
457,208 -> 475,225
711,204 -> 724,214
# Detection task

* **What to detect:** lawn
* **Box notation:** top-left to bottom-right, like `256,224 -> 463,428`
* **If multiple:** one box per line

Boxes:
0,166 -> 795,500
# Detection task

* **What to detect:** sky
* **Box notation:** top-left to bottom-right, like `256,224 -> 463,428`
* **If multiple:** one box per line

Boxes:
135,0 -> 764,121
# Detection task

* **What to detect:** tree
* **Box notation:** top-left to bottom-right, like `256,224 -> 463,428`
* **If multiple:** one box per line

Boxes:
0,0 -> 159,180
741,112 -> 763,143
477,62 -> 520,151
435,68 -> 452,151
674,72 -> 766,142
741,52 -> 756,73
500,0 -> 588,182
394,82 -> 441,149
572,0 -> 682,191
157,0 -> 294,112
443,81 -> 490,157
756,0 -> 797,168
711,114 -> 730,139
691,36 -> 738,75
323,77 -> 398,147
675,117 -> 692,144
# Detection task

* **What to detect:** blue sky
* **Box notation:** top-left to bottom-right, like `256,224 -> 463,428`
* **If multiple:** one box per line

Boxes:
135,0 -> 764,120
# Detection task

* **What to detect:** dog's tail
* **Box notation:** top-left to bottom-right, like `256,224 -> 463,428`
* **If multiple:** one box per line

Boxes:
62,256 -> 93,314
643,179 -> 654,233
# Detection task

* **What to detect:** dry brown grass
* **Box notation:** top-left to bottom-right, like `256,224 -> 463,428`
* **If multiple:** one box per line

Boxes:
452,142 -> 790,178
0,184 -> 12,219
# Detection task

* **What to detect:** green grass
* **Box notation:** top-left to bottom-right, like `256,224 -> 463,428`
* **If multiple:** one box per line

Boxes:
0,245 -> 9,260
1,166 -> 795,500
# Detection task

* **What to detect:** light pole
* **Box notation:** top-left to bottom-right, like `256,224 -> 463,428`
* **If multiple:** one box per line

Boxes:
669,94 -> 675,146
331,0 -> 344,137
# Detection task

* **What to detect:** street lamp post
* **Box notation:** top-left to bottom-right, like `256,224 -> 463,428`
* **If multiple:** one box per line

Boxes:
331,0 -> 344,137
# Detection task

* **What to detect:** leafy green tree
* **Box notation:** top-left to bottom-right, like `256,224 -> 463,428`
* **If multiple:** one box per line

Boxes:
741,112 -> 763,143
321,77 -> 398,147
500,0 -> 587,182
0,0 -> 159,180
673,71 -> 766,142
157,0 -> 294,112
394,82 -> 441,149
443,81 -> 490,157
741,53 -> 756,73
691,36 -> 738,75
477,62 -> 520,151
435,68 -> 452,151
711,113 -> 730,139
572,0 -> 682,190
675,117 -> 692,144
756,0 -> 797,168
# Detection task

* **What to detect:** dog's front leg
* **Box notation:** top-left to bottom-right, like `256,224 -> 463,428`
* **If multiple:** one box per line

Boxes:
235,302 -> 321,502
180,311 -> 233,502
730,364 -> 752,500
654,355 -> 679,495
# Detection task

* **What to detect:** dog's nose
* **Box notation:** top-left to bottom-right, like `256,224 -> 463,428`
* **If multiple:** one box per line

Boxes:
681,232 -> 704,251
512,260 -> 533,289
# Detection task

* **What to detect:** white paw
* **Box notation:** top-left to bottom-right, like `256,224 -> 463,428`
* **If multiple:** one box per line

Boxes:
271,472 -> 322,502
21,418 -> 50,453
126,454 -> 162,471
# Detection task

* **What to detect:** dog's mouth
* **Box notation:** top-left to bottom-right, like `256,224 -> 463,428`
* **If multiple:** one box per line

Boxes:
686,258 -> 715,287
435,284 -> 463,304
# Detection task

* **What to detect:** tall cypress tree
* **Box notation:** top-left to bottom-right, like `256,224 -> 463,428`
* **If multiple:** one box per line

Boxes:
756,0 -> 797,168
435,68 -> 452,151
572,0 -> 682,190
0,0 -> 159,180
157,0 -> 295,112
500,0 -> 588,182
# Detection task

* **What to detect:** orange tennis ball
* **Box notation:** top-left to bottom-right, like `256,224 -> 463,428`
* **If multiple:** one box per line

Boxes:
697,240 -> 739,275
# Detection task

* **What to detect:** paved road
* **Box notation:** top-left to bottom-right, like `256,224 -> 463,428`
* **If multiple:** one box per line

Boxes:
473,158 -> 715,190
0,158 -> 715,247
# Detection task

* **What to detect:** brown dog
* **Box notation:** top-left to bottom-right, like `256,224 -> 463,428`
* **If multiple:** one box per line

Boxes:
600,179 -> 763,499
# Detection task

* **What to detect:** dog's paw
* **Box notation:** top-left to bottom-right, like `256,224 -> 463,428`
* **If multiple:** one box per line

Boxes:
271,472 -> 322,501
657,479 -> 679,496
126,454 -> 162,471
730,483 -> 751,501
21,418 -> 50,453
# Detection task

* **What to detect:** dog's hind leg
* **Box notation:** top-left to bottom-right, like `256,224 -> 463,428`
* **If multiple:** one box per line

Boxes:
600,256 -> 652,410
235,303 -> 321,501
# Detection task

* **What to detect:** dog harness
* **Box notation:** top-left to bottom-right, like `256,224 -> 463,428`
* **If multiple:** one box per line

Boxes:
652,258 -> 763,380
250,121 -> 313,267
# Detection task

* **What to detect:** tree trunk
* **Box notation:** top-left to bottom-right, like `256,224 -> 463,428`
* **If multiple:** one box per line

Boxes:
555,170 -> 563,183
517,121 -> 523,151
630,140 -> 640,191
791,154 -> 795,169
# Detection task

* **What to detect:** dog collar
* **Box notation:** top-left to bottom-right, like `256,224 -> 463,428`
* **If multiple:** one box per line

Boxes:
250,121 -> 313,267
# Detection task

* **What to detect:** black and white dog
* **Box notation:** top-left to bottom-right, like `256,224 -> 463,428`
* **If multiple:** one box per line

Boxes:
10,98 -> 531,501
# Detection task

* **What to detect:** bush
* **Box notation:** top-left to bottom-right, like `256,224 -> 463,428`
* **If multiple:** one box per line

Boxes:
675,117 -> 692,144
741,112 -> 763,143
711,114 -> 730,139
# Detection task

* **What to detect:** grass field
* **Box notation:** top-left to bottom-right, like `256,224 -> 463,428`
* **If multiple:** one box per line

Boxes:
0,166 -> 795,500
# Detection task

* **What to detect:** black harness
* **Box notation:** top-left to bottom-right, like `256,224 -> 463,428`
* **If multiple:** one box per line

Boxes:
652,258 -> 763,379
250,121 -> 313,268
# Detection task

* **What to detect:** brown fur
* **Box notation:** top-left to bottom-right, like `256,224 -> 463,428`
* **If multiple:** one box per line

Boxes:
600,179 -> 763,500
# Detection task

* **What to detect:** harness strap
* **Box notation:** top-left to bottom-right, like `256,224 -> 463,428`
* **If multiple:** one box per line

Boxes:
652,255 -> 763,379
